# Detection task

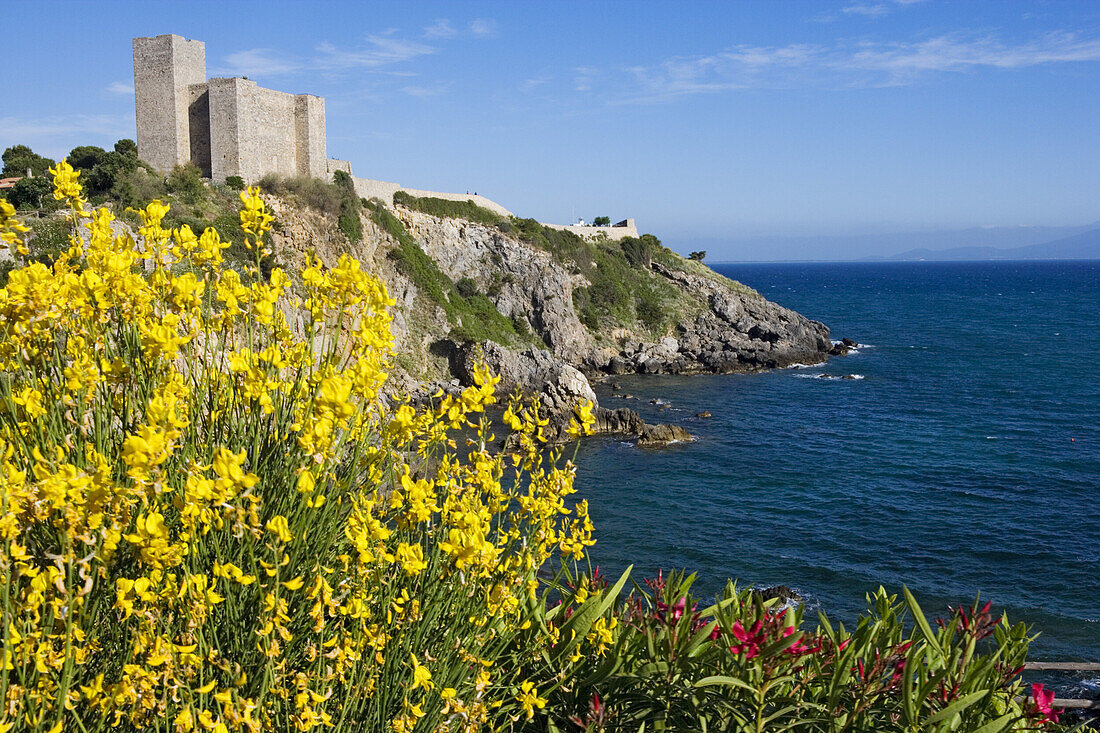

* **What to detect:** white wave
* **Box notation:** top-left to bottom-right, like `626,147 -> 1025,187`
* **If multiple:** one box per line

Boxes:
785,361 -> 826,369
795,373 -> 864,381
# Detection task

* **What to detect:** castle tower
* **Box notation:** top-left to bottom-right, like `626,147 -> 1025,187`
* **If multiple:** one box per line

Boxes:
132,34 -> 208,175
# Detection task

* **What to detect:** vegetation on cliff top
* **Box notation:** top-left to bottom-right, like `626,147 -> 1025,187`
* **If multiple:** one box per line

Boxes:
393,189 -> 502,226
391,193 -> 697,337
365,198 -> 531,347
0,166 -> 1066,732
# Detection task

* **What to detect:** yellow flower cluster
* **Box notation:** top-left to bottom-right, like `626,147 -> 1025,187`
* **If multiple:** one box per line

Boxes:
0,162 -> 602,732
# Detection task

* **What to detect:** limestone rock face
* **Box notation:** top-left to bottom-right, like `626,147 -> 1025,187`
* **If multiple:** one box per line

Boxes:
401,211 -> 595,364
451,341 -> 597,415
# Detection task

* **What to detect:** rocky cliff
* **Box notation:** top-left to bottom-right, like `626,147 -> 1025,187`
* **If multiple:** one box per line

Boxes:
266,194 -> 838,441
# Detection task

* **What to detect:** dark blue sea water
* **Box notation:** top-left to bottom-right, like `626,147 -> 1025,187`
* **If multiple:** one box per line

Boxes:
574,261 -> 1100,666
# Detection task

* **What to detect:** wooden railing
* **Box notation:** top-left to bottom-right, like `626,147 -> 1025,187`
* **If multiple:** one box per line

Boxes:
1021,662 -> 1100,711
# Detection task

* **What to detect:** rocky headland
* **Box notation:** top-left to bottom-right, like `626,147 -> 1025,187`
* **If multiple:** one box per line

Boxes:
266,193 -> 844,443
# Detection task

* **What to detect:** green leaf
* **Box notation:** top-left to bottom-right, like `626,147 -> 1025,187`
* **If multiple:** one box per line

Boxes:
552,565 -> 632,662
903,586 -> 942,657
685,621 -> 719,658
968,713 -> 1018,733
923,690 -> 989,726
694,675 -> 757,693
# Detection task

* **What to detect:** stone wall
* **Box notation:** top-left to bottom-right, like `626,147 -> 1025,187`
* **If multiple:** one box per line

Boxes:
206,77 -> 241,183
542,221 -> 639,241
133,35 -> 206,174
352,176 -> 402,203
326,159 -> 353,176
349,175 -> 514,217
295,96 -> 327,180
186,84 -> 211,176
134,34 -> 329,184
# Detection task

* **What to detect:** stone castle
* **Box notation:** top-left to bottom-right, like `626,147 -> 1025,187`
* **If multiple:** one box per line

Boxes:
133,34 -> 637,239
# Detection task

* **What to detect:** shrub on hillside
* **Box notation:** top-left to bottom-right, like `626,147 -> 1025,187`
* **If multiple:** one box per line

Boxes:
166,162 -> 206,204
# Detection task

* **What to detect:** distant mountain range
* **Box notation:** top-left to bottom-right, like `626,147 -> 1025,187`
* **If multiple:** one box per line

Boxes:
886,226 -> 1100,261
691,222 -> 1100,263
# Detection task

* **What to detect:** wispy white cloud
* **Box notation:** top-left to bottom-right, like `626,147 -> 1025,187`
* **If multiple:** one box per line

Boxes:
401,84 -> 446,98
520,77 -> 550,92
0,114 -> 132,156
820,0 -> 927,23
106,81 -> 134,96
842,4 -> 889,17
315,36 -> 436,70
216,48 -> 301,77
573,66 -> 600,92
214,34 -> 437,80
423,19 -> 458,39
469,18 -> 499,37
612,31 -> 1100,103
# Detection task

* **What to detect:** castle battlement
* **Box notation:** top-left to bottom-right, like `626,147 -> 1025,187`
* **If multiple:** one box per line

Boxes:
133,34 -> 331,182
132,34 -> 636,240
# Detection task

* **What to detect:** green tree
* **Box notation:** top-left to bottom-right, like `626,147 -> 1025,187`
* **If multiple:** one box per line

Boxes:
114,138 -> 138,158
67,145 -> 107,171
689,250 -> 706,261
593,215 -> 611,226
7,176 -> 52,210
2,144 -> 55,177
84,150 -> 141,199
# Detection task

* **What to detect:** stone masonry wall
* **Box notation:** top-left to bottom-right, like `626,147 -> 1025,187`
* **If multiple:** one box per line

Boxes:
206,77 -> 241,182
352,176 -> 402,203
542,221 -> 639,241
295,96 -> 327,179
187,84 -> 211,176
238,81 -> 298,183
133,35 -> 206,174
399,188 -> 513,218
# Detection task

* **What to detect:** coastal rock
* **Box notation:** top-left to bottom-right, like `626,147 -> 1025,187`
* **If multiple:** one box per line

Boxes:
753,585 -> 803,607
592,407 -> 693,447
644,262 -> 833,374
696,411 -> 712,418
451,340 -> 597,415
636,423 -> 693,447
607,356 -> 633,375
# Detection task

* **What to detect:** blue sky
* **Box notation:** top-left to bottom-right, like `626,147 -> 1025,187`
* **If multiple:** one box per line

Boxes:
3,0 -> 1099,259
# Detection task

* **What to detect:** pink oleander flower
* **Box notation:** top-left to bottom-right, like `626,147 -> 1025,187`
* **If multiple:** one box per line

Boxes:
730,620 -> 766,659
1030,683 -> 1061,725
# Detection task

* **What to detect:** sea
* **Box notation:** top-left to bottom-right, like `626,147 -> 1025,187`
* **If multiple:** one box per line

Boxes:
573,260 -> 1100,674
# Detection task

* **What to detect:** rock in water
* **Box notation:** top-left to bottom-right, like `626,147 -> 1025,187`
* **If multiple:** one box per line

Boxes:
753,585 -> 803,606
636,423 -> 693,447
